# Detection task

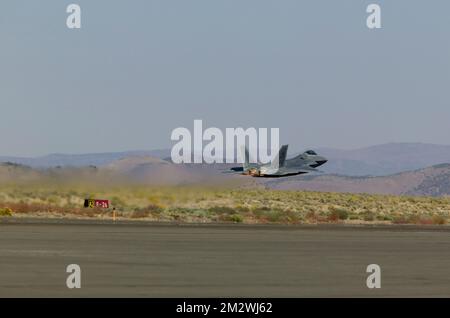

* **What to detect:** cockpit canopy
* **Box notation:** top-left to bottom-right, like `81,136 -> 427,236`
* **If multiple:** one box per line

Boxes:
305,150 -> 317,155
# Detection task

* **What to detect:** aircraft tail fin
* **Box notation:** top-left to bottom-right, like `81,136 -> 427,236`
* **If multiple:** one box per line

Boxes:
239,145 -> 257,171
270,144 -> 288,170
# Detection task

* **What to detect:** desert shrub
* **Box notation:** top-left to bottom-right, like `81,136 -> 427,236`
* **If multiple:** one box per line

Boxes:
208,206 -> 236,215
148,203 -> 164,213
284,211 -> 302,224
260,210 -> 283,222
169,207 -> 196,214
327,212 -> 339,222
0,207 -> 13,216
252,208 -> 299,223
77,207 -> 104,217
191,209 -> 211,218
251,206 -> 271,217
305,211 -> 317,221
130,209 -> 151,219
5,203 -> 48,213
228,214 -> 244,223
47,195 -> 60,205
392,216 -> 409,224
235,205 -> 250,212
305,211 -> 328,223
407,215 -> 433,225
432,215 -> 447,225
131,204 -> 164,218
168,208 -> 211,221
362,211 -> 375,221
111,196 -> 126,208
328,207 -> 349,220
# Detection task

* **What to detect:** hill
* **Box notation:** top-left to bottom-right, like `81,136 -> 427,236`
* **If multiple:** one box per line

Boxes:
0,152 -> 449,197
317,142 -> 450,176
2,142 -> 450,176
0,150 -> 170,168
265,163 -> 450,196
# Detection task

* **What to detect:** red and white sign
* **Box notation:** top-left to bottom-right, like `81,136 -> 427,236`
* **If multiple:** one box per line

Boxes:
84,199 -> 109,208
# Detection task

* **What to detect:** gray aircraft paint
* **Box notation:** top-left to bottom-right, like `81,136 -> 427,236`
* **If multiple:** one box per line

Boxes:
230,145 -> 327,177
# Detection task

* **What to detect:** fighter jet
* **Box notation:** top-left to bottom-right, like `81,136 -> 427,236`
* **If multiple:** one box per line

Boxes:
228,145 -> 327,177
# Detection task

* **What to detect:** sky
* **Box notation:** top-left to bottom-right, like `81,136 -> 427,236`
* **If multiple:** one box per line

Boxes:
0,0 -> 449,156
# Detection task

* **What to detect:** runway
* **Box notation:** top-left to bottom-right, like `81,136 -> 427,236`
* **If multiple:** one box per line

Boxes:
1,219 -> 450,297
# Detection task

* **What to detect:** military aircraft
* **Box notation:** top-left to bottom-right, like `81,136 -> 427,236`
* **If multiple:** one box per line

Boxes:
228,145 -> 327,177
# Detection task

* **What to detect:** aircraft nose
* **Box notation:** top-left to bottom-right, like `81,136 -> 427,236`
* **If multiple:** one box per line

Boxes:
310,158 -> 327,168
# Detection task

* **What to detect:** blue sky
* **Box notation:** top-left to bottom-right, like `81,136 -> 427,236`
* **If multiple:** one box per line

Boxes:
1,0 -> 449,156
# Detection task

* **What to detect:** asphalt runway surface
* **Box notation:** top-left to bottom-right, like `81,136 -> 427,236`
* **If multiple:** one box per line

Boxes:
1,218 -> 450,297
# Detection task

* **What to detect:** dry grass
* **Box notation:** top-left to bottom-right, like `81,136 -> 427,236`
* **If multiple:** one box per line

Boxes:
0,183 -> 449,225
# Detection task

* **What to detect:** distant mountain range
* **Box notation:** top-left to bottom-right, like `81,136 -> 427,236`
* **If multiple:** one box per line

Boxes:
316,143 -> 450,176
1,142 -> 450,197
2,142 -> 450,177
264,163 -> 450,196
0,149 -> 170,168
1,151 -> 449,196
